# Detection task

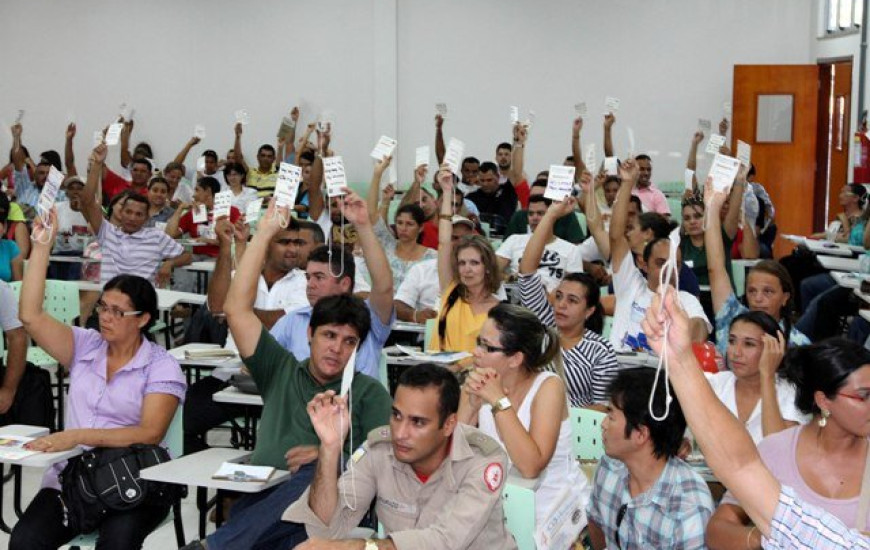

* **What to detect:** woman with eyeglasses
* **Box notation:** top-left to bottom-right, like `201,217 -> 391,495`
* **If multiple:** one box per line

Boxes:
706,338 -> 870,549
457,302 -> 590,533
363,156 -> 437,293
224,161 -> 258,214
518,194 -> 619,408
10,209 -> 186,550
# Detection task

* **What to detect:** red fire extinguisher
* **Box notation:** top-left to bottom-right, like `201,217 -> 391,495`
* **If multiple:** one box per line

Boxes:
854,111 -> 870,183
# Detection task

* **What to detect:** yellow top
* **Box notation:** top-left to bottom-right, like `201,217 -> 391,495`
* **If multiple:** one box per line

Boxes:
428,281 -> 489,355
247,166 -> 278,198
8,202 -> 25,222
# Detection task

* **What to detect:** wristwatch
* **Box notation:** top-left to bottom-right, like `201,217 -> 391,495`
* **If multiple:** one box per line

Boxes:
491,396 -> 512,414
364,539 -> 378,550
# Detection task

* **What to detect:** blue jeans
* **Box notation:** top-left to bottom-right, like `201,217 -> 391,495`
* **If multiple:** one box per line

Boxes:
206,462 -> 315,550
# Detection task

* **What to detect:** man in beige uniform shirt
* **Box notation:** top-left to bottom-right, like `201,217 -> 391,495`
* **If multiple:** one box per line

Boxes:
280,363 -> 517,550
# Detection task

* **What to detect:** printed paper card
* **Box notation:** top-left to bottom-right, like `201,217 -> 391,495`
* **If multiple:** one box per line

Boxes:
277,116 -> 294,138
415,146 -> 430,168
684,169 -> 695,192
194,125 -> 206,140
275,163 -> 302,207
574,102 -> 587,117
196,156 -> 206,173
736,140 -> 751,166
104,123 -> 123,146
192,204 -> 208,224
698,119 -> 712,132
706,133 -> 726,154
585,144 -> 597,173
444,138 -> 465,177
173,182 -> 194,203
213,191 -> 233,219
234,109 -> 250,125
723,101 -> 733,116
93,131 -> 104,147
510,106 -> 520,124
14,110 -> 24,124
604,157 -> 619,176
709,153 -> 741,193
544,165 -> 576,202
323,157 -> 348,197
245,198 -> 264,225
435,103 -> 448,117
370,135 -> 397,161
37,166 -> 64,219
605,96 -> 621,112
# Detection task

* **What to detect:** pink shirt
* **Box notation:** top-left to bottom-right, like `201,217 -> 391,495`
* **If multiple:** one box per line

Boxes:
42,327 -> 187,490
722,426 -> 869,529
632,184 -> 670,216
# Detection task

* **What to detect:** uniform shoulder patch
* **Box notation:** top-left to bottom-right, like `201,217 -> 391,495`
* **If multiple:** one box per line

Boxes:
366,426 -> 393,446
467,430 -> 502,456
483,462 -> 504,492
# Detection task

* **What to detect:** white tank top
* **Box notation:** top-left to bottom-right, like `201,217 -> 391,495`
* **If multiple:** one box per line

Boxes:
478,371 -> 590,524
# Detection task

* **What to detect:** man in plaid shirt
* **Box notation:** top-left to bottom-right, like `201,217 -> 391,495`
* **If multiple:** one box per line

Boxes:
586,368 -> 713,549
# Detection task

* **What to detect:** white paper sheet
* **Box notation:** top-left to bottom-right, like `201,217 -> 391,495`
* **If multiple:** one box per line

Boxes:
234,109 -> 250,125
37,166 -> 64,219
736,140 -> 751,166
275,163 -> 302,207
444,138 -> 465,177
574,102 -> 587,117
370,135 -> 397,161
415,146 -> 430,168
104,123 -> 123,146
684,169 -> 695,192
605,96 -> 621,112
340,347 -> 357,397
194,125 -> 206,140
213,191 -> 233,219
544,165 -> 576,202
709,153 -> 741,193
706,134 -> 726,155
192,204 -> 208,224
323,157 -> 347,197
245,198 -> 264,225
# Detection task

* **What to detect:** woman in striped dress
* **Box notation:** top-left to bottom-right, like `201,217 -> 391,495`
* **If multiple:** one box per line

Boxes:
518,195 -> 619,408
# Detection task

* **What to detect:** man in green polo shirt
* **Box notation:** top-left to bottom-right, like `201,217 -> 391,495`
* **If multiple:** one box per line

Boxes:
183,198 -> 391,550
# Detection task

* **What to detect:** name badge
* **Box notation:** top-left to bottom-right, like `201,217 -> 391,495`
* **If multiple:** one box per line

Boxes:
377,496 -> 418,517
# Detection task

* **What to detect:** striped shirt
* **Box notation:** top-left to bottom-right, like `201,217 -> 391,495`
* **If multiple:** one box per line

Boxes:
765,485 -> 870,549
519,272 -> 620,407
96,221 -> 184,284
587,455 -> 713,550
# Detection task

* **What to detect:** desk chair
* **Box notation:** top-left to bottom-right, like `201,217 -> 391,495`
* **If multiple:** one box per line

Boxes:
570,407 -> 605,462
502,482 -> 536,550
66,407 -> 186,549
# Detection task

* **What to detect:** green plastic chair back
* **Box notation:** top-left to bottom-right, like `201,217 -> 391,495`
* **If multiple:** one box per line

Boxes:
424,318 -> 436,351
575,212 -> 588,235
502,482 -> 536,550
570,407 -> 606,461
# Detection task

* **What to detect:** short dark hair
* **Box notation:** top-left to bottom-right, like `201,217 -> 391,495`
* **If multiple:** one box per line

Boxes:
197,176 -> 220,196
783,338 -> 870,416
561,272 -> 604,334
299,150 -> 316,164
461,157 -> 480,168
223,162 -> 247,184
397,363 -> 461,427
123,193 -> 149,212
308,244 -> 355,291
203,150 -> 218,162
147,177 -> 169,190
103,274 -> 158,335
257,144 -> 276,156
108,190 -> 133,216
629,195 -> 642,211
133,142 -> 153,159
309,294 -> 370,345
479,161 -> 499,175
639,213 -> 677,239
396,204 -> 425,226
164,161 -> 185,175
298,220 -> 325,244
496,142 -> 512,153
531,179 -> 548,190
608,368 -> 686,459
635,154 -> 652,162
528,195 -> 552,208
39,150 -> 62,171
132,158 -> 153,172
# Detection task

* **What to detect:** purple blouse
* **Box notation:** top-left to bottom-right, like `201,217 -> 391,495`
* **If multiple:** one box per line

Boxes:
42,327 -> 187,490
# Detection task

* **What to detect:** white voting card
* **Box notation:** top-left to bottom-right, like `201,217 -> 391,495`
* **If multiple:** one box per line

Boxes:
706,134 -> 726,154
105,123 -> 123,146
585,144 -> 597,172
544,165 -> 575,202
154,221 -> 167,232
192,204 -> 208,224
323,157 -> 347,198
605,96 -> 621,112
604,157 -> 618,176
524,110 -> 536,129
173,182 -> 194,204
370,135 -> 397,161
234,109 -> 250,125
415,146 -> 430,168
196,156 -> 206,173
93,131 -> 104,147
213,191 -> 233,219
14,110 -> 24,124
698,119 -> 712,132
194,125 -> 206,140
684,169 -> 695,192
709,153 -> 741,193
277,116 -> 294,138
119,103 -> 132,120
510,106 -> 520,124
736,140 -> 751,166
340,347 -> 357,397
575,102 -> 587,117
444,138 -> 465,176
723,101 -> 733,117
37,166 -> 63,219
275,163 -> 301,207
435,103 -> 448,117
245,198 -> 264,225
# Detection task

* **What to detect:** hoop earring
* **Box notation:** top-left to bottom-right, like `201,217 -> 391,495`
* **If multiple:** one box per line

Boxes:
818,409 -> 831,428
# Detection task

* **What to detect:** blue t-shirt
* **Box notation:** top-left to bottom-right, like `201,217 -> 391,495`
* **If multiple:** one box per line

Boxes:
850,221 -> 866,247
0,240 -> 20,282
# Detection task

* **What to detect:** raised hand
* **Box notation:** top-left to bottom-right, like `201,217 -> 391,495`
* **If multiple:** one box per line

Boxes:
604,112 -> 616,129
718,117 -> 730,136
514,123 -> 528,146
435,113 -> 444,129
234,122 -> 243,137
214,217 -> 235,246
66,122 -> 77,140
464,367 -> 504,406
190,135 -> 201,146
618,157 -> 639,185
374,154 -> 392,176
692,131 -> 704,145
382,184 -> 396,204
290,106 -> 300,122
339,190 -> 370,227
92,143 -> 108,164
640,286 -> 694,361
306,391 -> 350,449
260,197 -> 291,236
31,207 -> 58,248
758,332 -> 786,380
11,123 -> 22,139
414,164 -> 428,185
436,164 -> 454,194
548,196 -> 578,219
232,216 -> 250,242
573,117 -> 584,136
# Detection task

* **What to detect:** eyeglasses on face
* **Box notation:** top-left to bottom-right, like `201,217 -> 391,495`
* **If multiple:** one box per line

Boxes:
837,389 -> 870,403
475,337 -> 507,354
95,302 -> 142,320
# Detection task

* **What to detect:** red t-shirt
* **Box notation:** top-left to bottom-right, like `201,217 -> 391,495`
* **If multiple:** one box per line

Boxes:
102,168 -> 147,201
178,206 -> 241,257
421,220 -> 439,249
514,179 -> 530,210
731,228 -> 743,259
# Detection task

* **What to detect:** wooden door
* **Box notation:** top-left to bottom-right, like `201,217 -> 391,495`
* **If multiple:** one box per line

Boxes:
732,65 -> 819,258
814,60 -> 853,231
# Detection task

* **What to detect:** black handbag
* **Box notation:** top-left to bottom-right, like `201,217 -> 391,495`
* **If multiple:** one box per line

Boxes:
59,444 -> 186,534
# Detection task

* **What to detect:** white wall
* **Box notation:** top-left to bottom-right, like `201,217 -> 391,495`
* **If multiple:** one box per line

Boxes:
1,0 -> 814,185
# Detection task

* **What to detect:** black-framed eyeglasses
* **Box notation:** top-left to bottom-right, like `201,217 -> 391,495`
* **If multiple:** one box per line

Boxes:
95,301 -> 142,320
475,337 -> 507,354
614,503 -> 628,550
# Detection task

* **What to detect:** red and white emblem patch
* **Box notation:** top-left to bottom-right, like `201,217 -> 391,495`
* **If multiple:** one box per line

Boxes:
483,462 -> 504,492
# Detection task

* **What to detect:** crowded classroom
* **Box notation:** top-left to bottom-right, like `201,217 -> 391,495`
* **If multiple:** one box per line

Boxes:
1,1 -> 870,549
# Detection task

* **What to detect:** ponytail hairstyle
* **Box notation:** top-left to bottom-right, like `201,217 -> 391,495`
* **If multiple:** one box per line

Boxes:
487,303 -> 565,380
561,272 -> 604,334
744,260 -> 796,338
782,338 -> 870,416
